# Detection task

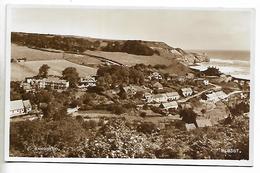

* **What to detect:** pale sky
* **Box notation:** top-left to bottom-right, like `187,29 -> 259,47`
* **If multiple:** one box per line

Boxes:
10,7 -> 253,51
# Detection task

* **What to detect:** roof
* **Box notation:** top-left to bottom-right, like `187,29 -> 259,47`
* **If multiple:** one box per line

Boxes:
122,86 -> 136,93
166,92 -> 179,97
153,82 -> 163,88
10,100 -> 24,110
181,88 -> 192,93
153,93 -> 167,99
215,91 -> 227,98
206,91 -> 227,100
23,100 -> 32,108
44,77 -> 68,83
161,101 -> 178,109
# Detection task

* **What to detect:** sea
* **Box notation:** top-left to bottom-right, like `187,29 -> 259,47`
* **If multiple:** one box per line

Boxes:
189,50 -> 251,80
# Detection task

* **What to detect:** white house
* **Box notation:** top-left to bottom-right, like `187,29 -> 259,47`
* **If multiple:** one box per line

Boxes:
195,78 -> 209,86
10,100 -> 32,117
152,82 -> 163,90
204,91 -> 228,103
148,72 -> 162,80
23,100 -> 32,113
122,85 -> 138,96
160,101 -> 178,110
166,92 -> 180,101
67,106 -> 80,114
144,92 -> 153,103
152,94 -> 168,103
78,76 -> 97,89
203,79 -> 209,86
25,77 -> 69,90
181,88 -> 193,97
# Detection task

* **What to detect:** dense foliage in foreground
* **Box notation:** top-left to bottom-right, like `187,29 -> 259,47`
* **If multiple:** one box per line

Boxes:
10,115 -> 249,160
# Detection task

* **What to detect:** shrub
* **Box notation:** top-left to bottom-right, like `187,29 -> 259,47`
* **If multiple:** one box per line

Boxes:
140,112 -> 147,118
83,120 -> 97,130
137,122 -> 158,134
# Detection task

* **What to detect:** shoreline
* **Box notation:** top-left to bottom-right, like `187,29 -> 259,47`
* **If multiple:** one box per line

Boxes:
189,58 -> 250,81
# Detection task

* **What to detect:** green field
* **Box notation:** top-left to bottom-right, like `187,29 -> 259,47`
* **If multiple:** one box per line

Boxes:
11,59 -> 97,81
84,50 -> 175,66
11,44 -> 64,61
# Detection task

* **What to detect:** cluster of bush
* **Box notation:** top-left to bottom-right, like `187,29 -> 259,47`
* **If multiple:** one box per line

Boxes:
10,116 -> 249,159
12,32 -> 160,56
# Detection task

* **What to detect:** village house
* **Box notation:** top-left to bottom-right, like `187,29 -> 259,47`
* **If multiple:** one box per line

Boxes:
177,76 -> 186,83
10,100 -> 32,117
180,87 -> 193,97
203,90 -> 228,103
186,72 -> 195,79
16,57 -> 27,62
24,76 -> 69,90
122,85 -> 152,97
20,82 -> 33,92
148,72 -> 162,80
166,73 -> 178,81
144,92 -> 153,103
165,92 -> 180,101
67,106 -> 80,115
240,92 -> 248,99
220,74 -> 233,83
44,77 -> 69,90
195,78 -> 209,86
152,93 -> 168,103
152,82 -> 163,90
122,85 -> 138,96
78,76 -> 97,89
159,101 -> 178,110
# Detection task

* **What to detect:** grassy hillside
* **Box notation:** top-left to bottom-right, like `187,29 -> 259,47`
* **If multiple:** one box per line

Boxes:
83,50 -> 174,66
11,44 -> 64,61
11,59 -> 97,81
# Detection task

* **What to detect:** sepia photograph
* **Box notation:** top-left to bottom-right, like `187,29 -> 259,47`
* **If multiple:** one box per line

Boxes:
5,5 -> 254,165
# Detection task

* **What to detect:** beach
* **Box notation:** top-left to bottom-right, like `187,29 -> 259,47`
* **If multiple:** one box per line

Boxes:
189,50 -> 251,80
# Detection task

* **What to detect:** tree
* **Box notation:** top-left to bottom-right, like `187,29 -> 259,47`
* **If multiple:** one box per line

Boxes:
38,64 -> 50,78
62,67 -> 79,88
201,109 -> 206,117
140,112 -> 147,118
203,66 -> 221,76
179,108 -> 199,128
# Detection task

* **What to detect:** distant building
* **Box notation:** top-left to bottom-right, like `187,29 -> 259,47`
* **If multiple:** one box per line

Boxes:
24,76 -> 69,90
152,93 -> 168,103
165,92 -> 180,101
186,73 -> 195,79
144,92 -> 153,103
152,82 -> 163,90
148,72 -> 162,80
180,88 -> 193,97
10,100 -> 32,117
16,57 -> 27,62
78,76 -> 97,89
67,106 -> 80,114
220,74 -> 233,83
166,74 -> 178,81
203,90 -> 228,103
195,78 -> 209,86
23,100 -> 32,113
44,77 -> 69,90
122,85 -> 138,96
122,85 -> 152,97
20,82 -> 33,92
160,101 -> 178,110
